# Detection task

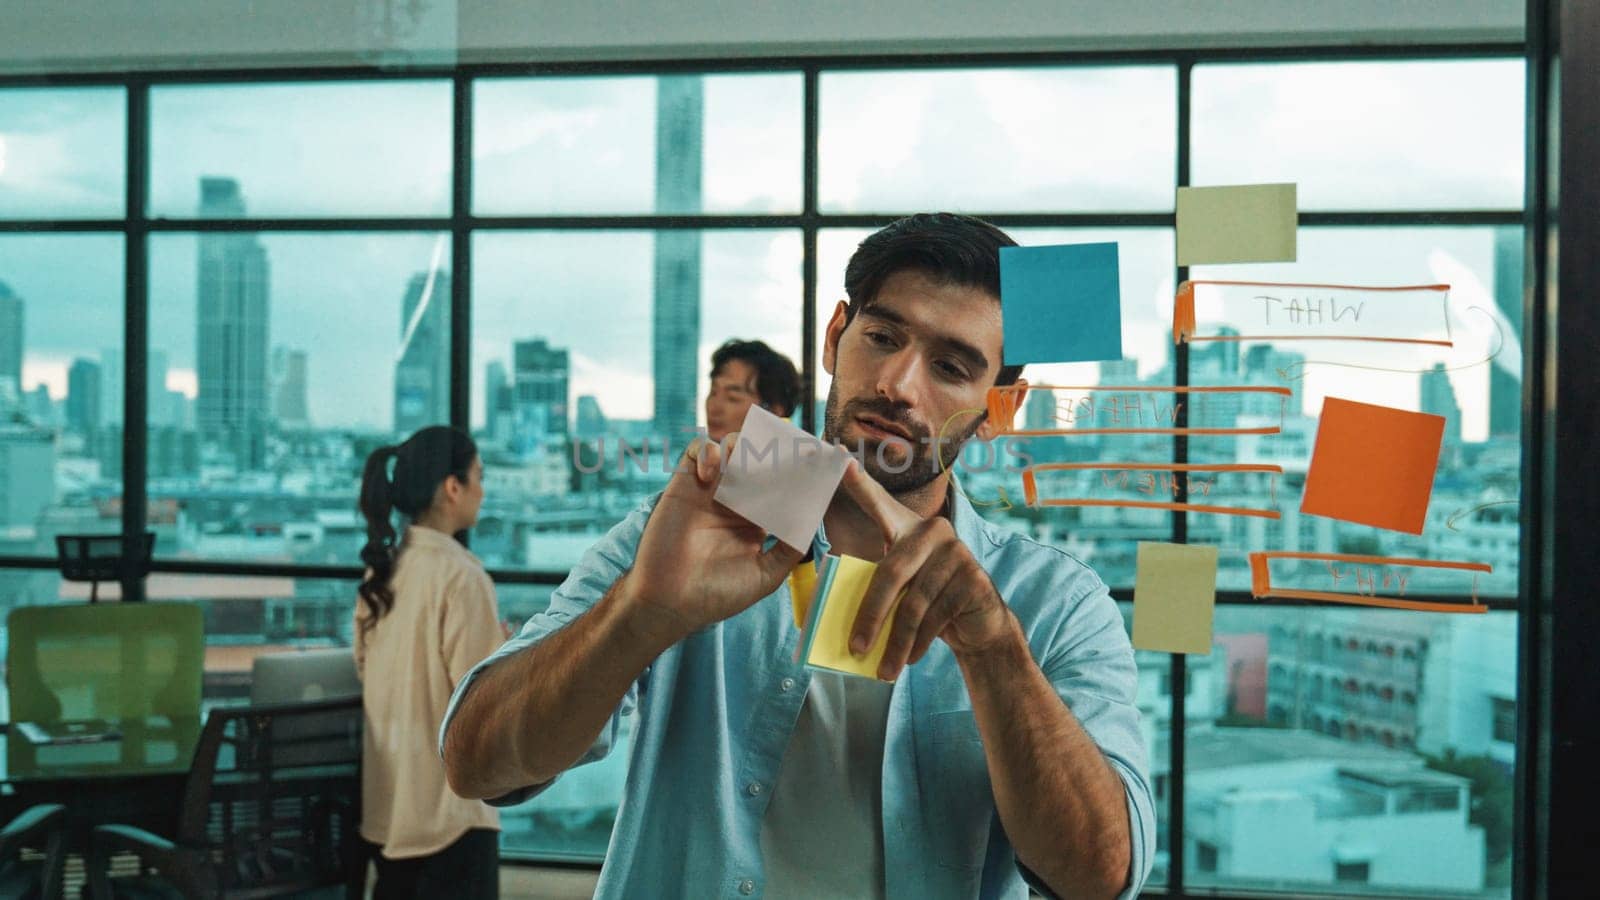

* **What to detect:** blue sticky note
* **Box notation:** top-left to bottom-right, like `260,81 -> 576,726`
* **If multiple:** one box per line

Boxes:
1000,242 -> 1123,365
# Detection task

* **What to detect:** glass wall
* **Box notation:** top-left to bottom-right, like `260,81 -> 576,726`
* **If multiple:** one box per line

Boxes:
0,53 -> 1524,888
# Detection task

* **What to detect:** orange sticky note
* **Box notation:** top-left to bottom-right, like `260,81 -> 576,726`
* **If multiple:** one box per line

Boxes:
1300,397 -> 1444,535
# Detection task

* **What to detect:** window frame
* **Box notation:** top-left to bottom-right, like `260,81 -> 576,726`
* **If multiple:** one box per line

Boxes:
0,43 -> 1530,896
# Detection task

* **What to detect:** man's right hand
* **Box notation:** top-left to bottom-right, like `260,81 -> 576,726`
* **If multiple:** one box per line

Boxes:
617,435 -> 805,646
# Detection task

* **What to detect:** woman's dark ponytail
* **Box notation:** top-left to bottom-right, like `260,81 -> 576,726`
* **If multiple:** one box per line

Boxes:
356,426 -> 478,632
358,445 -> 401,628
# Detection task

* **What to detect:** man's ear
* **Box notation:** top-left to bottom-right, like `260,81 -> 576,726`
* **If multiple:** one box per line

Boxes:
821,300 -> 849,377
975,376 -> 1027,441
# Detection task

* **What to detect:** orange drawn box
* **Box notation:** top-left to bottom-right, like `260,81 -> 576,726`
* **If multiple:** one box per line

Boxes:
1249,551 -> 1490,614
987,384 -> 1292,437
1174,280 -> 1454,347
1021,463 -> 1284,519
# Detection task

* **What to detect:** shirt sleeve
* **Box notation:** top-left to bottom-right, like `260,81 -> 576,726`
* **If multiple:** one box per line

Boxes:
1019,575 -> 1156,900
437,495 -> 660,808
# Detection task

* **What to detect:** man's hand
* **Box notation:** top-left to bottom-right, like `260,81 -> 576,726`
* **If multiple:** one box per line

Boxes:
838,460 -> 1016,681
621,436 -> 806,644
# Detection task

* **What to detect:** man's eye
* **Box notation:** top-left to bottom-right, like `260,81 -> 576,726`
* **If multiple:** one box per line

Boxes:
936,361 -> 968,380
866,331 -> 894,346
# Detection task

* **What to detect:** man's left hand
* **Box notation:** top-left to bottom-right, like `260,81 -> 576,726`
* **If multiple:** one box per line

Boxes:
838,460 -> 1016,681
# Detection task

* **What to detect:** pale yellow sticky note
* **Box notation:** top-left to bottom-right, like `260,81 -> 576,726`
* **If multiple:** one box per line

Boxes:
1176,183 -> 1297,265
1132,542 -> 1219,655
806,555 -> 899,679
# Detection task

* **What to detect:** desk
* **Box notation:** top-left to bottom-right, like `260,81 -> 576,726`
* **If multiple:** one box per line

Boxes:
0,716 -> 202,839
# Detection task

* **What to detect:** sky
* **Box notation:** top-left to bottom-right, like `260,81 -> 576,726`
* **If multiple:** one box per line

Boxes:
0,59 -> 1525,436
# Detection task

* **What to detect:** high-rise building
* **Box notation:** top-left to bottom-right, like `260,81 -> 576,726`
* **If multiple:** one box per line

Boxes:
512,338 -> 570,455
394,270 -> 451,435
1421,362 -> 1462,443
1489,226 -> 1524,438
0,423 -> 54,528
651,76 -> 704,443
146,350 -> 171,427
67,357 -> 102,433
272,347 -> 310,429
0,280 -> 22,401
575,394 -> 608,441
195,177 -> 271,468
484,361 -> 512,444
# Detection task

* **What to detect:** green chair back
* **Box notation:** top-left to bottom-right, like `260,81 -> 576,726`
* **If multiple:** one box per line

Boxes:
6,602 -> 204,723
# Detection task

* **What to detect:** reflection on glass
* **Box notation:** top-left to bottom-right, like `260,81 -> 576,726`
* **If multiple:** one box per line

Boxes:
0,234 -> 125,558
471,230 -> 800,572
0,87 -> 126,219
474,75 -> 802,215
816,227 -> 1174,588
149,81 -> 452,218
1193,60 -> 1524,211
148,221 -> 450,563
1188,227 -> 1520,597
1186,606 -> 1514,896
819,67 -> 1176,213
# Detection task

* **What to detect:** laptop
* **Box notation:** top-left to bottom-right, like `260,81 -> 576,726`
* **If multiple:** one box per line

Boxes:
14,719 -> 123,746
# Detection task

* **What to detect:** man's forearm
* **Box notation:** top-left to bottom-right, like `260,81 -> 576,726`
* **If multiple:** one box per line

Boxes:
443,574 -> 681,800
957,616 -> 1133,900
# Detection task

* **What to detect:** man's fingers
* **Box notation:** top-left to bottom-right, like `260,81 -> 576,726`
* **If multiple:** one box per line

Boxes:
696,436 -> 723,484
838,458 -> 917,543
849,523 -> 940,656
877,553 -> 964,679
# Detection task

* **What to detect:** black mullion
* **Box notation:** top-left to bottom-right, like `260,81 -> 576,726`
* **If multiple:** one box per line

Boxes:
121,82 -> 150,602
0,220 -> 126,233
1167,57 -> 1192,898
1514,3 -> 1552,896
801,67 -> 821,434
450,74 -> 472,435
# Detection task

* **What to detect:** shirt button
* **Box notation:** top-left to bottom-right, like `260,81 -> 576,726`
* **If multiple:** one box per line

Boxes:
739,879 -> 756,895
746,781 -> 764,797
780,677 -> 795,692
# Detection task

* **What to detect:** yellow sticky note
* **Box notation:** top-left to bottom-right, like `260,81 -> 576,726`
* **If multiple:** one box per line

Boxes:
1176,183 -> 1298,265
1132,542 -> 1218,655
801,555 -> 899,679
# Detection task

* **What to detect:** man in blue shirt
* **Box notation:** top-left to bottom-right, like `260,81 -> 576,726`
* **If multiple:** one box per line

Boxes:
442,213 -> 1155,899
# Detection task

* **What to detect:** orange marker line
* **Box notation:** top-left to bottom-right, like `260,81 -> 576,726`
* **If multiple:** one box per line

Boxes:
1258,589 -> 1488,615
1034,498 -> 1282,519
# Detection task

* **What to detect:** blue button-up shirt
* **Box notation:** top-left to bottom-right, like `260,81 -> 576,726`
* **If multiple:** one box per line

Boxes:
442,487 -> 1154,900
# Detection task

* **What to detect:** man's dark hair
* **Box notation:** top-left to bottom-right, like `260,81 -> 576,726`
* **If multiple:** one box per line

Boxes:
841,212 -> 1024,387
710,339 -> 801,416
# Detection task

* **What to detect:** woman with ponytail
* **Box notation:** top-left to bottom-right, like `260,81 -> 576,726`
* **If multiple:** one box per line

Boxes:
354,425 -> 503,899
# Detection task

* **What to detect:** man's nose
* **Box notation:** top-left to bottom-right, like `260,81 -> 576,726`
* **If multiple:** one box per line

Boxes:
874,348 -> 920,409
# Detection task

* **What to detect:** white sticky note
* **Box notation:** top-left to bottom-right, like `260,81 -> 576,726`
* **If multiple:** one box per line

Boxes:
712,406 -> 851,551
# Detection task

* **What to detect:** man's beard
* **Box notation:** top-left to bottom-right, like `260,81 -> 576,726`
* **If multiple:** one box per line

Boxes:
821,381 -> 984,495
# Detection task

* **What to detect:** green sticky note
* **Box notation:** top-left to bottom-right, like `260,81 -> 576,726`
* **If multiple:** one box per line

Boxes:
1132,542 -> 1219,655
1176,183 -> 1298,265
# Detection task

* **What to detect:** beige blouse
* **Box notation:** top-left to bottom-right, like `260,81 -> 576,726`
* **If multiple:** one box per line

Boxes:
355,525 -> 503,859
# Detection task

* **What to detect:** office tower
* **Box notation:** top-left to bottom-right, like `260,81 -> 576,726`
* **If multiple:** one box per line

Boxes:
575,394 -> 607,441
1489,226 -> 1524,438
0,281 -> 21,401
512,338 -> 570,455
651,76 -> 704,442
1421,362 -> 1463,444
0,424 -> 54,528
394,270 -> 451,434
67,358 -> 103,433
484,360 -> 514,444
272,347 -> 310,429
195,177 -> 271,468
145,350 -> 170,427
